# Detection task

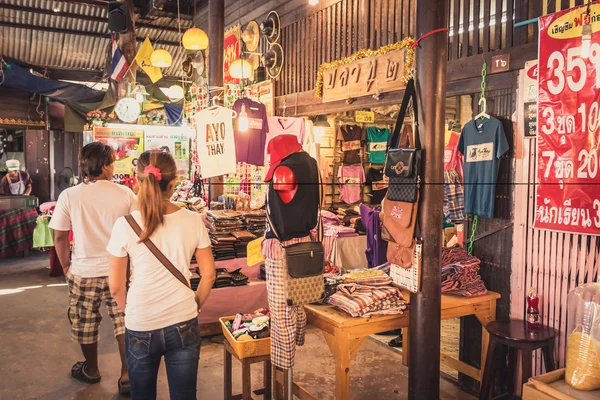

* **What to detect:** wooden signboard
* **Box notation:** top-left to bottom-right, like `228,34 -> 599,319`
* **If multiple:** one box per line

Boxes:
322,49 -> 408,103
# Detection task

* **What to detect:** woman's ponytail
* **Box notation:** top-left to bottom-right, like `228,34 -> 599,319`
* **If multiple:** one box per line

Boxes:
136,151 -> 177,242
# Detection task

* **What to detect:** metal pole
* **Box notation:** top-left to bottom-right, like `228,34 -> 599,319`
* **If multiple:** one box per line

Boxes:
208,0 -> 224,201
408,0 -> 448,398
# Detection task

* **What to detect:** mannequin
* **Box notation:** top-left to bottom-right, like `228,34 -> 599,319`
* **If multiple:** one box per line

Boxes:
262,134 -> 320,399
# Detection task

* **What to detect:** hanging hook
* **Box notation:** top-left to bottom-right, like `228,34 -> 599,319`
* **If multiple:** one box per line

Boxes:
478,97 -> 487,114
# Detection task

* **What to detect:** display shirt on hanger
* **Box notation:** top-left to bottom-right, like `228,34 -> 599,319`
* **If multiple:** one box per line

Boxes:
232,98 -> 268,166
265,117 -> 306,165
366,167 -> 388,205
458,117 -> 509,219
366,126 -> 390,164
195,106 -> 237,179
338,165 -> 366,205
337,125 -> 365,164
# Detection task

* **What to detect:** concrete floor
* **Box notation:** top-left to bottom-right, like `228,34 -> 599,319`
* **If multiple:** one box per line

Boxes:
0,253 -> 475,400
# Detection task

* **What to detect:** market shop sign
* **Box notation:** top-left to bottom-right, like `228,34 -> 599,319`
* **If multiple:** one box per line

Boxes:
223,25 -> 241,86
315,39 -> 415,102
355,110 -> 375,123
535,5 -> 600,235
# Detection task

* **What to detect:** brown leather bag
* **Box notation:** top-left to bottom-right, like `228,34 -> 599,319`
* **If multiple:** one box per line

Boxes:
381,193 -> 419,248
386,240 -> 416,268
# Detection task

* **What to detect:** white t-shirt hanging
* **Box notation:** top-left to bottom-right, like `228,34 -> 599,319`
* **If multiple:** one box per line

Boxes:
195,106 -> 237,178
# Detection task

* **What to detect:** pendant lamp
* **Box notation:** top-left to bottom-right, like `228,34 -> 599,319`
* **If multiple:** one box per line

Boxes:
151,49 -> 173,68
230,59 -> 254,80
182,27 -> 209,50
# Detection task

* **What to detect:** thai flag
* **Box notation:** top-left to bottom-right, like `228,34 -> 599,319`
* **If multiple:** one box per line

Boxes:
111,36 -> 129,82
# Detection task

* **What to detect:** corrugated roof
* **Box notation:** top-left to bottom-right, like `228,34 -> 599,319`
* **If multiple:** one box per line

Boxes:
0,0 -> 192,78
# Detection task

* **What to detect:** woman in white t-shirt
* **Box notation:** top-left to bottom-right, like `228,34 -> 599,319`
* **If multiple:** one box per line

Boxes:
107,151 -> 216,400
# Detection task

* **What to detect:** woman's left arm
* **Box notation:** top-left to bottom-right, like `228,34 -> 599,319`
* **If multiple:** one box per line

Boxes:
109,255 -> 128,312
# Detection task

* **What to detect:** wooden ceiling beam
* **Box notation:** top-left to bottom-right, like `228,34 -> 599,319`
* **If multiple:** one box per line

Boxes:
0,21 -> 180,46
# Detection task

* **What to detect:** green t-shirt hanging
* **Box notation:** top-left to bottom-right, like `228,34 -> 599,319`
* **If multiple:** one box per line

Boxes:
366,126 -> 390,164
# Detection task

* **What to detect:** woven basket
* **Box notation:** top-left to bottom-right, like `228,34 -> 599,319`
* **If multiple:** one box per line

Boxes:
219,316 -> 271,359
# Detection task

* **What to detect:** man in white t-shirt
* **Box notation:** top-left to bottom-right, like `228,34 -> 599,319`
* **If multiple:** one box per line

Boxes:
50,142 -> 136,393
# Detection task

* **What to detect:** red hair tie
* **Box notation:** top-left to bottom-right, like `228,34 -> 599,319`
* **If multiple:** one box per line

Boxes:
144,165 -> 163,181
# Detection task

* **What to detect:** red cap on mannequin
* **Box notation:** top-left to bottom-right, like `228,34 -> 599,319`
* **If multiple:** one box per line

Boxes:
264,134 -> 302,182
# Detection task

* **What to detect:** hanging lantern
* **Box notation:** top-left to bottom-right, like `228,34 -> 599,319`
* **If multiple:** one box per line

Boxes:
168,85 -> 185,101
182,27 -> 209,50
230,59 -> 254,80
151,49 -> 173,68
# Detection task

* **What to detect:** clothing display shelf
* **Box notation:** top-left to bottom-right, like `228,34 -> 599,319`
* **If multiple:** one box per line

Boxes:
330,114 -> 400,207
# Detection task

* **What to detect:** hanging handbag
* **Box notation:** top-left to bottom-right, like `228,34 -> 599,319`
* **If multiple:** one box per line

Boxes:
265,176 -> 325,307
124,215 -> 201,310
385,78 -> 421,203
381,193 -> 419,248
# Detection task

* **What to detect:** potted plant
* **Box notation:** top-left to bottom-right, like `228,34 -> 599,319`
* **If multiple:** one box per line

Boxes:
86,109 -> 107,126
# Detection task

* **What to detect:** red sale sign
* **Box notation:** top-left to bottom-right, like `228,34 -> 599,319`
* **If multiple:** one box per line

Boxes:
536,5 -> 600,235
223,27 -> 240,86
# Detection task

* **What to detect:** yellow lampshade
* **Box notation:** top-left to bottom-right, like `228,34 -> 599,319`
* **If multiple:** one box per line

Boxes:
230,59 -> 254,80
182,27 -> 209,50
168,85 -> 184,100
151,49 -> 173,68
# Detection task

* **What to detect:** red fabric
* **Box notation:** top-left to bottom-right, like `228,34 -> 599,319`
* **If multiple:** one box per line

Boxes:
191,258 -> 268,324
0,208 -> 37,259
49,246 -> 65,277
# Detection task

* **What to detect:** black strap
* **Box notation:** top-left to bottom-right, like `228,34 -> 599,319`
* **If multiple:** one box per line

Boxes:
389,78 -> 420,150
124,215 -> 193,291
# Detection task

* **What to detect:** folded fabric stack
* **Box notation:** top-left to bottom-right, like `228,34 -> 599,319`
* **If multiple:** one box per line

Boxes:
329,206 -> 366,234
205,210 -> 245,260
342,269 -> 393,286
232,230 -> 257,258
324,225 -> 358,238
244,210 -> 267,237
327,283 -> 406,318
441,247 -> 487,297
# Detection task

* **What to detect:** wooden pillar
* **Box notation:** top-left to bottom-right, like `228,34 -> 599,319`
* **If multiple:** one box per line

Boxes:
118,0 -> 137,100
408,0 -> 448,399
208,0 -> 225,201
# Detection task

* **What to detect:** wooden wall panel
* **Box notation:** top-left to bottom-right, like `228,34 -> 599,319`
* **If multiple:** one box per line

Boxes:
25,130 -> 50,203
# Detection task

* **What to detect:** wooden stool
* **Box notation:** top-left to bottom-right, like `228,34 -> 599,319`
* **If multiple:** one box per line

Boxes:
479,320 -> 557,400
224,339 -> 272,400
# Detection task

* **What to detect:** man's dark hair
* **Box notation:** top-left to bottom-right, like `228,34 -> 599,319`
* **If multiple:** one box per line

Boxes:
79,142 -> 115,182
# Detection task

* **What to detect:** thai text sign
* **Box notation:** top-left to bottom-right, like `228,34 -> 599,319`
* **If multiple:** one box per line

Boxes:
536,5 -> 600,234
322,49 -> 408,103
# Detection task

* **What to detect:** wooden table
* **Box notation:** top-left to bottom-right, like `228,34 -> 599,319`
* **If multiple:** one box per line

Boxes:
304,291 -> 500,400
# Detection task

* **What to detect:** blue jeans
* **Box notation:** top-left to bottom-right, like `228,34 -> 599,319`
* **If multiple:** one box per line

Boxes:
125,317 -> 201,400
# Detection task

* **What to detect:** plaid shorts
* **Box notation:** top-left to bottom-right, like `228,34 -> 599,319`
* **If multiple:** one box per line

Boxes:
65,271 -> 125,345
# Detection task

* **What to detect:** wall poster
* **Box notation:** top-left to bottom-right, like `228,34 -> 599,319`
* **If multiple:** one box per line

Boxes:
93,127 -> 143,185
535,6 -> 600,235
143,126 -> 193,181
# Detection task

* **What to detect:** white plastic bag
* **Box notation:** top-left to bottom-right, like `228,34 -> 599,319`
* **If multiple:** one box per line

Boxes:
566,283 -> 600,390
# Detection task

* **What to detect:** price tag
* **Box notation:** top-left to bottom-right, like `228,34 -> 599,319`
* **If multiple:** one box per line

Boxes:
355,110 -> 375,123
246,238 -> 264,266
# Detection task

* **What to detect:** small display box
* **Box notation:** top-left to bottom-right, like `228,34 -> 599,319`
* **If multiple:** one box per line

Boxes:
522,369 -> 599,400
0,195 -> 39,210
219,316 -> 270,359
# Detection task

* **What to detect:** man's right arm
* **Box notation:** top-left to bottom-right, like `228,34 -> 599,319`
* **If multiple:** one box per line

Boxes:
54,230 -> 71,274
49,194 -> 72,274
